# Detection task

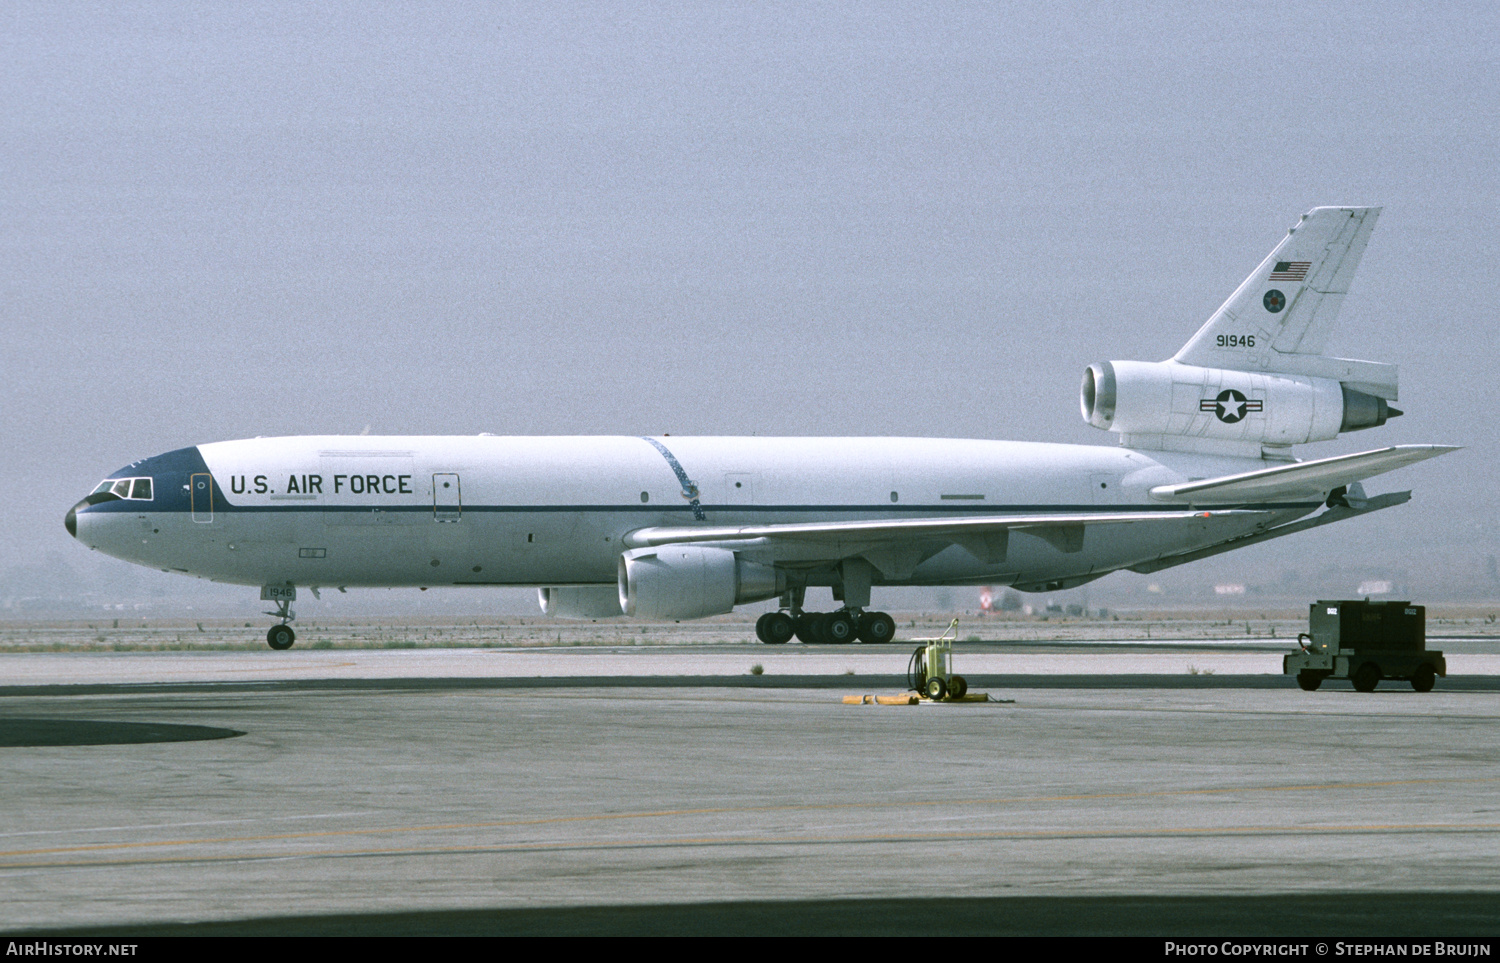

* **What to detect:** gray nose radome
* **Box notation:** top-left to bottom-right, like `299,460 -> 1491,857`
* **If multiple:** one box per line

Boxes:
65,503 -> 79,538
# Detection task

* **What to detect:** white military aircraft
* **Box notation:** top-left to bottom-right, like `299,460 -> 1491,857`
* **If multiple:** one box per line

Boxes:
68,206 -> 1454,649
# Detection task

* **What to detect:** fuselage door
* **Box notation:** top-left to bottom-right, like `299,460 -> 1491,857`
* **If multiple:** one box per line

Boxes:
433,473 -> 461,522
190,473 -> 214,523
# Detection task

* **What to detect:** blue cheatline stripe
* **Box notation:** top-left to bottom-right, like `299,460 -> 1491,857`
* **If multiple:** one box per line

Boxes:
82,501 -> 1324,516
639,437 -> 707,521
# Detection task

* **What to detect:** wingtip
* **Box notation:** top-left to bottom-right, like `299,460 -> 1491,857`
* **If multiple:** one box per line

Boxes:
1388,444 -> 1462,455
1400,444 -> 1464,463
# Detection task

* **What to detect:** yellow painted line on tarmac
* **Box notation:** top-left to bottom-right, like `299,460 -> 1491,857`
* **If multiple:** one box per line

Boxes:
3,821 -> 1499,872
1,776 -> 1494,859
225,661 -> 360,674
2,774 -> 1488,858
0,776 -> 1493,862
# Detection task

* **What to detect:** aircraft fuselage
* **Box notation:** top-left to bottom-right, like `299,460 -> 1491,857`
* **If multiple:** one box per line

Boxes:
69,434 -> 1308,594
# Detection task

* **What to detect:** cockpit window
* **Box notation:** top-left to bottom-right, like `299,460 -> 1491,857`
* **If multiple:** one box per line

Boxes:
92,477 -> 155,502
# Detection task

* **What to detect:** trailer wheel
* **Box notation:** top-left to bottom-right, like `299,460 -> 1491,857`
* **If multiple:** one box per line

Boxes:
1411,663 -> 1436,693
925,676 -> 947,701
1351,663 -> 1381,693
1296,671 -> 1325,692
949,675 -> 968,699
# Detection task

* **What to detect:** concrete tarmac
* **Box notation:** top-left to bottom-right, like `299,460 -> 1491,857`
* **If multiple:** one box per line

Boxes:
4,643 -> 1500,688
2,646 -> 1499,935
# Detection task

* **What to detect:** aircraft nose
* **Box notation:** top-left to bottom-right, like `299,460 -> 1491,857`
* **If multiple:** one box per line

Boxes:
65,501 -> 82,538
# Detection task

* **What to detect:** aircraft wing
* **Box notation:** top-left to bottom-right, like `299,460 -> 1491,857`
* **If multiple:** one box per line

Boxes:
1147,444 -> 1458,503
623,508 -> 1266,559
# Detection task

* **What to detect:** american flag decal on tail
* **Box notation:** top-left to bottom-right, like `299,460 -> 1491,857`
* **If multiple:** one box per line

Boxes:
1269,260 -> 1310,281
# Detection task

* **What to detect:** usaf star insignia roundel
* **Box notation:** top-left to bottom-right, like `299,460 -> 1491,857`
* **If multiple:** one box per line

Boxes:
1263,289 -> 1286,313
1199,389 -> 1264,424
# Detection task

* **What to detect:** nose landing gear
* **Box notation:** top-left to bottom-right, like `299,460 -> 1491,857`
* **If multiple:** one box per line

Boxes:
267,623 -> 296,650
262,585 -> 297,650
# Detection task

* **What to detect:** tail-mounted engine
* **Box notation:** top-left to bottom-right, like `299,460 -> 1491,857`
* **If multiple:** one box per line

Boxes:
1079,207 -> 1405,455
1081,360 -> 1399,449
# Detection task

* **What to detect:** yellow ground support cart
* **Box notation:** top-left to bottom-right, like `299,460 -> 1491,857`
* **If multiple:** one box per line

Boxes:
907,618 -> 969,701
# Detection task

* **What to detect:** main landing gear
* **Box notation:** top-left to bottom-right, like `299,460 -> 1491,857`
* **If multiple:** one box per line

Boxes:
755,610 -> 898,645
756,571 -> 897,644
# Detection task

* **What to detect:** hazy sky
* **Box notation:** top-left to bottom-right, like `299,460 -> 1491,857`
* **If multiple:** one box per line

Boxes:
3,2 -> 1496,614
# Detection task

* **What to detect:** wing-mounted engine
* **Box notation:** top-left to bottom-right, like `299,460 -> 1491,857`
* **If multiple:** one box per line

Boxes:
1080,206 -> 1403,456
1081,360 -> 1399,452
618,546 -> 785,620
538,586 -> 626,619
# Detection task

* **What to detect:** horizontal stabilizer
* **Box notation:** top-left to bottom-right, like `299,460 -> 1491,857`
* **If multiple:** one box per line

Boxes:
623,509 -> 1266,549
1148,444 -> 1458,503
1129,491 -> 1412,574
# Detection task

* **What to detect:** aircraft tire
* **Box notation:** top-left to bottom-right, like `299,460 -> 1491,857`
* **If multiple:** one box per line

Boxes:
825,611 -> 857,644
1351,663 -> 1381,693
1411,663 -> 1436,693
763,612 -> 794,645
267,625 -> 296,650
754,613 -> 772,643
857,612 -> 896,644
793,614 -> 821,645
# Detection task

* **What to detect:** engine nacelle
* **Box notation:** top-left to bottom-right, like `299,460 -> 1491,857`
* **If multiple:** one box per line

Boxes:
538,586 -> 625,619
618,546 -> 785,621
1081,360 -> 1397,446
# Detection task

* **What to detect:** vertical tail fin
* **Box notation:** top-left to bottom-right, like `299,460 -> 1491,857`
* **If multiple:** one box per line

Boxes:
1174,206 -> 1394,399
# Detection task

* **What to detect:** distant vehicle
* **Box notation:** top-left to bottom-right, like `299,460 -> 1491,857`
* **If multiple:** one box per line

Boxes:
67,207 -> 1454,648
1286,599 -> 1444,692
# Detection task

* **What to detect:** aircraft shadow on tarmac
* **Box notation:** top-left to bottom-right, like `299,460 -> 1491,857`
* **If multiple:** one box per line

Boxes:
31,893 -> 1500,937
0,718 -> 244,747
